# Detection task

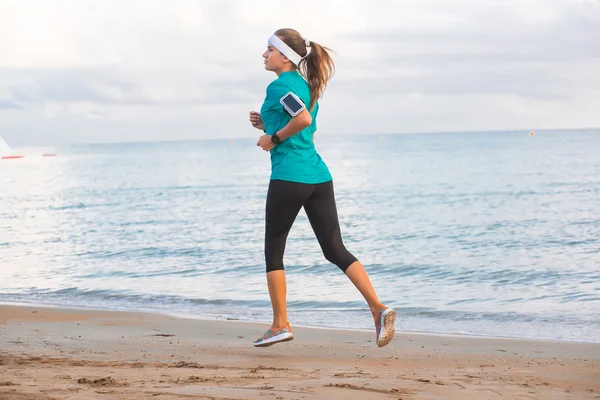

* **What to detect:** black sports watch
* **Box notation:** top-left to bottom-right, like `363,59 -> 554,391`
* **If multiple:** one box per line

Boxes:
271,134 -> 282,145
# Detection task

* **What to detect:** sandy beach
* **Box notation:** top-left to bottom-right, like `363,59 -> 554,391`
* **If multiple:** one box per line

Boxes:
1,304 -> 599,399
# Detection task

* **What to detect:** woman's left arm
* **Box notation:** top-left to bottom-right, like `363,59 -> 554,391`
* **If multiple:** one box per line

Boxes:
257,109 -> 312,150
274,109 -> 312,141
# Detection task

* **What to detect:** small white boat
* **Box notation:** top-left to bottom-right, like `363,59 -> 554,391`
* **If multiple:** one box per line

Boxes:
0,136 -> 25,159
0,135 -> 11,157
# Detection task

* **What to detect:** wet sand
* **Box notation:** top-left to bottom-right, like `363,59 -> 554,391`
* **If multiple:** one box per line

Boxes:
1,304 -> 599,399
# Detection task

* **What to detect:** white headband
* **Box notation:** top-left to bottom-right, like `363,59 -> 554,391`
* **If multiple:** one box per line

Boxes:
268,34 -> 304,65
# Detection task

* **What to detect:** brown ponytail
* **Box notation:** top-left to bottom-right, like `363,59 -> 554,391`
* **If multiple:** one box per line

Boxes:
274,28 -> 336,111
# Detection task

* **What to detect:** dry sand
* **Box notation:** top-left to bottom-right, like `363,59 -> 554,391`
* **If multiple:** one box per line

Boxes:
1,303 -> 599,399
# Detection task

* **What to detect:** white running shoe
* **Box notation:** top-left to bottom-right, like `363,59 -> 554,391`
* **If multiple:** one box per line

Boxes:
375,305 -> 396,347
252,322 -> 294,347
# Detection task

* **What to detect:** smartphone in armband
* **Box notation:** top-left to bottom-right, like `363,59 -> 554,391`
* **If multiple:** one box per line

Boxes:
280,92 -> 305,117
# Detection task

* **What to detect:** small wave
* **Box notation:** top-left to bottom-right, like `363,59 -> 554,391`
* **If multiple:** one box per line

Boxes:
1,288 -> 267,309
568,220 -> 600,226
117,219 -> 183,227
286,300 -> 366,309
399,307 -> 596,326
558,293 -> 600,303
1,290 -> 598,342
46,203 -> 87,211
381,263 -> 599,288
45,202 -> 123,211
75,268 -> 200,279
74,246 -> 205,260
446,298 -> 491,306
4,289 -> 595,328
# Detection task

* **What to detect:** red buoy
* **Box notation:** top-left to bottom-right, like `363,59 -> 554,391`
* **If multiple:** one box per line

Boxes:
1,155 -> 24,160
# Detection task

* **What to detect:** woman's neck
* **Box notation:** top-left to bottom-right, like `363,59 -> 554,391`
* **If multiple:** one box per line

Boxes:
276,65 -> 296,77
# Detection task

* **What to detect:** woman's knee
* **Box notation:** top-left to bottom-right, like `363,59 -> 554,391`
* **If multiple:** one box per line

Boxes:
265,243 -> 285,273
323,247 -> 357,272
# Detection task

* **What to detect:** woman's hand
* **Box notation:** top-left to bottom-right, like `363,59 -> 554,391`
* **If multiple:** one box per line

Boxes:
257,134 -> 275,151
249,111 -> 265,131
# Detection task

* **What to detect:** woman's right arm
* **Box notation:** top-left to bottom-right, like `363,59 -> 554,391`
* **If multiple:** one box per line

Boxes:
249,111 -> 265,131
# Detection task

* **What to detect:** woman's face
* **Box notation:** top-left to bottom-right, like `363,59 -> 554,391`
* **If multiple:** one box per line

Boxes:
263,42 -> 288,72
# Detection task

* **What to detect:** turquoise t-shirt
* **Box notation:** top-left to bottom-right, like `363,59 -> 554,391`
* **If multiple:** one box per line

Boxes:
260,70 -> 332,184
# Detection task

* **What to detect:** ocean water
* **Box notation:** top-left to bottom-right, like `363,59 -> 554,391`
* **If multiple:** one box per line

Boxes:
1,130 -> 599,343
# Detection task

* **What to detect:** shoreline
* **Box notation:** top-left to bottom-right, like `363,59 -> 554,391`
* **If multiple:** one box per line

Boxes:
2,303 -> 599,399
1,299 -> 598,346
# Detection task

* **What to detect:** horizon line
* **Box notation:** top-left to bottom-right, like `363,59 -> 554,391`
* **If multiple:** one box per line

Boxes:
3,126 -> 600,148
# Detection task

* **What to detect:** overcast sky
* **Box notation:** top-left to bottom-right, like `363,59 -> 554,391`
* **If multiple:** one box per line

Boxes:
1,0 -> 599,145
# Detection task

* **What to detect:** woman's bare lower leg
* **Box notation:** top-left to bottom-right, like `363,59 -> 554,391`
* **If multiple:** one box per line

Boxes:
267,270 -> 288,328
345,261 -> 384,319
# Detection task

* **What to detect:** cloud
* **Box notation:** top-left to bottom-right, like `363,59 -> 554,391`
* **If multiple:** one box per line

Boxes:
332,0 -> 600,92
342,2 -> 600,64
1,67 -> 268,113
0,100 -> 20,109
332,67 -> 577,99
0,0 -> 599,145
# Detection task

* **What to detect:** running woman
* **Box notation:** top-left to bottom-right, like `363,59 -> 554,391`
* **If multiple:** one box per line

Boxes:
249,28 -> 396,348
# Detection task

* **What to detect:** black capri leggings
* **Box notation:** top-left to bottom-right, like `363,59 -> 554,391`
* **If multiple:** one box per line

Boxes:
264,179 -> 358,273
